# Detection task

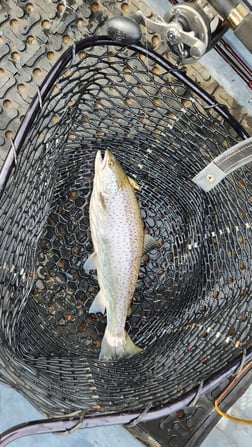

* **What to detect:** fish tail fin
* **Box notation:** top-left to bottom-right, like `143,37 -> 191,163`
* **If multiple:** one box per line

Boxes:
99,330 -> 142,361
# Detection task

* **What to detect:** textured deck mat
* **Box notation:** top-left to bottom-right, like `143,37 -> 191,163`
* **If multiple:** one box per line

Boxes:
0,0 -> 251,163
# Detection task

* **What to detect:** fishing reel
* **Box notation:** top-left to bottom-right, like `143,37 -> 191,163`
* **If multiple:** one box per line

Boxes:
162,1 -> 224,64
134,0 -> 222,64
107,0 -> 252,65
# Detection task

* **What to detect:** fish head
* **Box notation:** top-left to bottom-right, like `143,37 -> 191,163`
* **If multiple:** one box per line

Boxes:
94,149 -> 127,197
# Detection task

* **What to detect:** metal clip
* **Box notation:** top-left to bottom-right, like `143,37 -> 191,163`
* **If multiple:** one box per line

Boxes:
192,136 -> 252,191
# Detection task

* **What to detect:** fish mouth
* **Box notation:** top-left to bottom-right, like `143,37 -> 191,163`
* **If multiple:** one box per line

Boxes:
95,149 -> 113,171
95,150 -> 106,171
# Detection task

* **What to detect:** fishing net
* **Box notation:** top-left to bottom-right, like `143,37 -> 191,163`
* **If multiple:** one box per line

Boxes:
0,36 -> 251,419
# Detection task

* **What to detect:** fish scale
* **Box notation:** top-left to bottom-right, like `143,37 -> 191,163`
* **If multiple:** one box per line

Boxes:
97,192 -> 142,316
86,150 -> 144,360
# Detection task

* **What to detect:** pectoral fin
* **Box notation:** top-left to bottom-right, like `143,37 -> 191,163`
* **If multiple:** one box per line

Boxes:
99,192 -> 106,209
89,290 -> 106,314
143,234 -> 160,254
84,252 -> 97,273
127,303 -> 132,317
128,176 -> 140,191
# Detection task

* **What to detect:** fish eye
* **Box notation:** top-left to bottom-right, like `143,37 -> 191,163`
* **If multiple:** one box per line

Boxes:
108,160 -> 114,167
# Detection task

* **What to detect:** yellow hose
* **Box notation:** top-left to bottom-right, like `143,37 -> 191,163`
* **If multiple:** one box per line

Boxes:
214,360 -> 252,424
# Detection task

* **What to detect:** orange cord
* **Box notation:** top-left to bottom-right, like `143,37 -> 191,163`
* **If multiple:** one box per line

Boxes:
214,360 -> 252,424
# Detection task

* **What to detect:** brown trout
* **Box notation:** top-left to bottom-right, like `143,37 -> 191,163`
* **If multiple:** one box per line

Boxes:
84,149 -> 158,361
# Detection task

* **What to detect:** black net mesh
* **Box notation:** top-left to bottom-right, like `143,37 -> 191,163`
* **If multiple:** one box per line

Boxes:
0,38 -> 251,417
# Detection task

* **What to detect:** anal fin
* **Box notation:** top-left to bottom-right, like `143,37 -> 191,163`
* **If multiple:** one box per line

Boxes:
84,252 -> 97,273
89,290 -> 106,314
